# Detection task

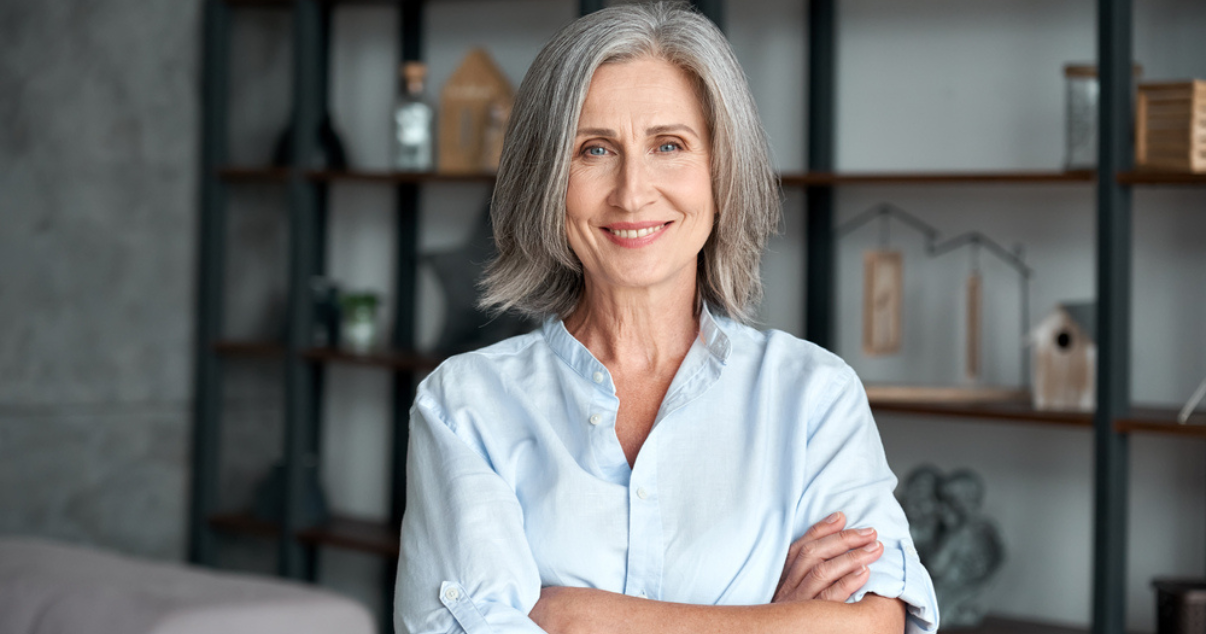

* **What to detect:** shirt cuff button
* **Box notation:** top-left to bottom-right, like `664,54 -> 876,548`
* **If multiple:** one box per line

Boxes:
443,586 -> 461,602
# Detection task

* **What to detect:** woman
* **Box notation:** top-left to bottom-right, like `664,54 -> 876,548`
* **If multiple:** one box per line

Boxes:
395,4 -> 938,633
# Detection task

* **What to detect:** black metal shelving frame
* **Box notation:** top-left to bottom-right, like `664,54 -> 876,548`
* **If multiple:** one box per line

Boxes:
190,1 -> 1186,633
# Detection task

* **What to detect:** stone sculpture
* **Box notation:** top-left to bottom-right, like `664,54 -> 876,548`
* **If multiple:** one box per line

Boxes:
898,465 -> 1005,629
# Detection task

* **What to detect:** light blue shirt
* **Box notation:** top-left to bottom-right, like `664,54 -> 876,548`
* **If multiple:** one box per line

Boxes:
395,306 -> 939,634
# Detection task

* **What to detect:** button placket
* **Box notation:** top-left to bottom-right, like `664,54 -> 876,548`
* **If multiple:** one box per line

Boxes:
623,434 -> 664,602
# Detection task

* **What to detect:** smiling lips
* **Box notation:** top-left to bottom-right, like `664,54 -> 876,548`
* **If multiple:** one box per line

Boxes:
603,221 -> 671,246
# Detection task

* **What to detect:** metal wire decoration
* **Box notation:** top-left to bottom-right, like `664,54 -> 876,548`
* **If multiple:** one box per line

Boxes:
836,203 -> 1033,386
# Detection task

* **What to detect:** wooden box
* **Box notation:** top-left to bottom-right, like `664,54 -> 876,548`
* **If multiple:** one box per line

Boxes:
1135,80 -> 1206,173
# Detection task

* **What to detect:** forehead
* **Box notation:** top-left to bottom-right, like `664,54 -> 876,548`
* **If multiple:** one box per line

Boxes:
578,57 -> 707,127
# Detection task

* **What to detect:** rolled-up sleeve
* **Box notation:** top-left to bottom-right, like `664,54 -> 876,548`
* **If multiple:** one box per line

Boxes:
394,390 -> 546,634
796,366 -> 940,634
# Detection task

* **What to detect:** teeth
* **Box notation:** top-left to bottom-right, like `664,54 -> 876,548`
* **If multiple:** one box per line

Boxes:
609,225 -> 663,239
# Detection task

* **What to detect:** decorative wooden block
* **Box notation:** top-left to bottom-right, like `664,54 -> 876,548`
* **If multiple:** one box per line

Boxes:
1135,79 -> 1206,173
863,250 -> 902,356
438,48 -> 514,174
966,273 -> 981,381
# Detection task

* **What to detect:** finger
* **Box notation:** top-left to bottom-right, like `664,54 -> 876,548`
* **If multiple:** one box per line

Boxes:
798,540 -> 884,600
816,563 -> 872,603
802,511 -> 847,542
778,529 -> 878,600
780,512 -> 846,587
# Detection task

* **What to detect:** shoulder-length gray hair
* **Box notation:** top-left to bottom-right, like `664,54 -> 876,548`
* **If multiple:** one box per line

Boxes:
479,1 -> 780,324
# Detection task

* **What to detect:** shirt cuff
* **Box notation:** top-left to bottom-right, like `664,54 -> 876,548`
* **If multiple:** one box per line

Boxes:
851,541 -> 940,634
440,581 -> 491,634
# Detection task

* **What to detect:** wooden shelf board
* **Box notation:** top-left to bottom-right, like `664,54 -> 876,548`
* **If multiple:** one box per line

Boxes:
301,347 -> 445,371
208,512 -> 281,538
870,397 -> 1093,428
1116,407 -> 1206,439
943,615 -> 1088,634
296,516 -> 399,557
217,166 -> 291,182
1117,170 -> 1206,185
306,169 -> 496,184
212,340 -> 286,359
209,512 -> 399,557
780,170 -> 1095,186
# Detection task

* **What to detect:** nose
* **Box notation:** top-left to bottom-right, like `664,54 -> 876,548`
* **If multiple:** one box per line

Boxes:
606,154 -> 657,213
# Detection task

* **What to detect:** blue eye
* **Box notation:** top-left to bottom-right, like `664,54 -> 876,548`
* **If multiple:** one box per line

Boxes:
585,146 -> 607,156
658,142 -> 680,152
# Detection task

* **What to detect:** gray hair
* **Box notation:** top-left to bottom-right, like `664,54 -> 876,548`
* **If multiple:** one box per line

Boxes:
479,1 -> 780,323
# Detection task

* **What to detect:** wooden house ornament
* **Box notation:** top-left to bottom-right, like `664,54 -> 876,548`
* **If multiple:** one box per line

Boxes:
863,250 -> 903,356
438,48 -> 514,174
1030,303 -> 1096,411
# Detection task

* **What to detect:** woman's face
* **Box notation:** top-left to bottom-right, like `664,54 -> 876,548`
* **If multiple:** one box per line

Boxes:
565,57 -> 715,298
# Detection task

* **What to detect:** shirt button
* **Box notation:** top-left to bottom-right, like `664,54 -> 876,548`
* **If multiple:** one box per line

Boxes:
636,487 -> 649,500
589,414 -> 601,426
637,591 -> 648,599
443,586 -> 460,602
592,371 -> 604,383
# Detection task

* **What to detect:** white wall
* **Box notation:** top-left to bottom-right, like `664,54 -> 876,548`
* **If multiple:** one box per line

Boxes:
311,0 -> 1206,629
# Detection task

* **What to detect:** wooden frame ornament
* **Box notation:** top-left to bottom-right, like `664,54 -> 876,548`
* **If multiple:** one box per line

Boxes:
863,250 -> 903,356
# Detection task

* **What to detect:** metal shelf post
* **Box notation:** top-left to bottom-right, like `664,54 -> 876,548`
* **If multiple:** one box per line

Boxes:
189,0 -> 232,568
280,0 -> 324,581
805,0 -> 836,349
1092,0 -> 1134,632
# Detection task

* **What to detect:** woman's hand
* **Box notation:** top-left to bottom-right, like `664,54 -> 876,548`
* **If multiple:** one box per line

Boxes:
773,511 -> 884,604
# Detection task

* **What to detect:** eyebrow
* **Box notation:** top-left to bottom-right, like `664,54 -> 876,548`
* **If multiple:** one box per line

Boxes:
575,124 -> 700,138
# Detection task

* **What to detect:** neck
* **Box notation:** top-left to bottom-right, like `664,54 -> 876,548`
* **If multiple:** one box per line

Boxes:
564,275 -> 700,373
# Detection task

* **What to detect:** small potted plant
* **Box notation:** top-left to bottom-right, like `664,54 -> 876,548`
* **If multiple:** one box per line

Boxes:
340,291 -> 381,354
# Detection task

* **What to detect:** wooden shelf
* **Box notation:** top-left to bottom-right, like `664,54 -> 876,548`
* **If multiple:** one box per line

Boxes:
1116,407 -> 1206,439
301,347 -> 445,371
212,340 -> 286,359
870,397 -> 1094,429
307,170 -> 496,184
217,167 -> 291,182
1117,170 -> 1206,185
780,170 -> 1095,186
943,615 -> 1088,634
209,512 -> 399,557
874,396 -> 1206,438
208,512 -> 282,538
296,516 -> 399,557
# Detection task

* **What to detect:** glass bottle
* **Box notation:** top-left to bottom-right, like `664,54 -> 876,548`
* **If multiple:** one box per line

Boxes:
393,62 -> 434,172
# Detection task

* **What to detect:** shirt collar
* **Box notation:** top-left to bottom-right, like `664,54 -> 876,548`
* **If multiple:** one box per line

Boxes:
541,303 -> 732,386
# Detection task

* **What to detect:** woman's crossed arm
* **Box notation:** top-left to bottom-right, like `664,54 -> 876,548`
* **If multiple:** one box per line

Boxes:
529,512 -> 906,634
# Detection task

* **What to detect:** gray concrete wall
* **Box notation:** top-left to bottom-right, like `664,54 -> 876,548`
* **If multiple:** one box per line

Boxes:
0,0 -> 201,560
0,0 -> 288,563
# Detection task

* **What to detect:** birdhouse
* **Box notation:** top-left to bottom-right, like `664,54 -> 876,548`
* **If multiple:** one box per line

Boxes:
1030,303 -> 1096,411
438,48 -> 514,174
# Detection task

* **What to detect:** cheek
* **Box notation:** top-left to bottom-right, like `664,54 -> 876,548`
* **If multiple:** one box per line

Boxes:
564,172 -> 597,223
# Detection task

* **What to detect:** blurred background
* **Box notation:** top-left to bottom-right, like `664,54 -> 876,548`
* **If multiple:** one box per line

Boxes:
2,0 -> 1205,632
